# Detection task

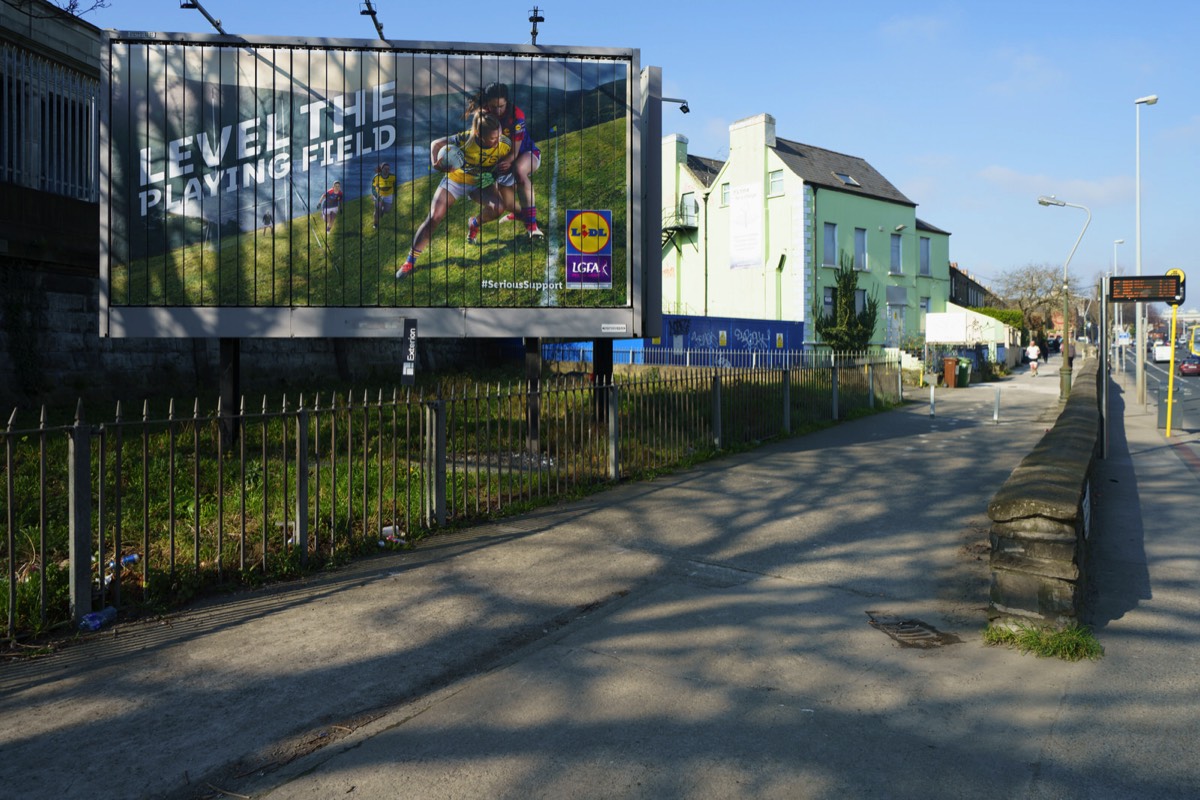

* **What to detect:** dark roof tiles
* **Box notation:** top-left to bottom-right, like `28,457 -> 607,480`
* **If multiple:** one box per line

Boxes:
684,154 -> 724,188
916,217 -> 951,235
770,137 -> 915,207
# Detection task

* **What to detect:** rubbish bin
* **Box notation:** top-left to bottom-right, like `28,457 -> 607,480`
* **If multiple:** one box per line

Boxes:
957,358 -> 971,388
942,356 -> 958,388
1156,389 -> 1185,430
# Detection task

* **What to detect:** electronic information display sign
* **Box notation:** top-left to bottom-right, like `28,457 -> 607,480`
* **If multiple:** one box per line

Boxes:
100,32 -> 659,339
1109,275 -> 1183,305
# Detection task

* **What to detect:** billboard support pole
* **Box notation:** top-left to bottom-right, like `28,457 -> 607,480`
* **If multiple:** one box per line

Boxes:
525,338 -> 541,456
593,339 -> 613,425
219,338 -> 241,453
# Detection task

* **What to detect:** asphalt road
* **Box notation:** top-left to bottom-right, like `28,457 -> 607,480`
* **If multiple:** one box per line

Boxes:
1135,344 -> 1200,433
1104,343 -> 1200,434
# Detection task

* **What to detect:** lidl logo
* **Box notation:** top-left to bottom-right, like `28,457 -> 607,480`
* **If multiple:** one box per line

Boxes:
566,211 -> 611,255
565,209 -> 613,290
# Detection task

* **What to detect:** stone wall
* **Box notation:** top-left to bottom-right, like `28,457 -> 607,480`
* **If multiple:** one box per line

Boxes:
0,261 -> 503,411
1,1 -> 100,73
987,358 -> 1100,627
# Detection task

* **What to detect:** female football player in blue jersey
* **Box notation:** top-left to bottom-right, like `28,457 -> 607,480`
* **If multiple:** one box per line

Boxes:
467,82 -> 542,239
397,110 -> 512,278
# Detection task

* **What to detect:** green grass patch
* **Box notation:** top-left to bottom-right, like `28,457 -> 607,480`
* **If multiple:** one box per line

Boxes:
111,119 -> 630,310
3,361 -> 905,644
984,621 -> 1104,661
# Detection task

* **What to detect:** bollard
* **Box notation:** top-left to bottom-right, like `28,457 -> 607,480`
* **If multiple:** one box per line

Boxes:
994,387 -> 1001,424
929,384 -> 935,417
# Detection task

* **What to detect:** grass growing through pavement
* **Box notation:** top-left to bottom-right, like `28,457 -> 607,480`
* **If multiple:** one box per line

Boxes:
984,621 -> 1104,661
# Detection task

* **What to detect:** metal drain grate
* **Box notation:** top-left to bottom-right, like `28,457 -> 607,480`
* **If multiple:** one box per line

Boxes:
866,612 -> 963,648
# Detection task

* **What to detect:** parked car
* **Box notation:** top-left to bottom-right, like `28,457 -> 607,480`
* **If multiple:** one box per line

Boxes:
1180,356 -> 1200,377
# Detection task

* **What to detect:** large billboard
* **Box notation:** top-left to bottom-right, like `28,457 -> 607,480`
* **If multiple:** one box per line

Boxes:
100,32 -> 658,339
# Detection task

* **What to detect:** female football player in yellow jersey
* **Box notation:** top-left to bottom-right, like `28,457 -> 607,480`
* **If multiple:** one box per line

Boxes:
371,163 -> 396,230
466,82 -> 542,238
398,110 -> 511,278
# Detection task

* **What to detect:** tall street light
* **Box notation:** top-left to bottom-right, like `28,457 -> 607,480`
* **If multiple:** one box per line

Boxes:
1135,93 -> 1158,405
1038,195 -> 1092,401
1114,238 -> 1125,371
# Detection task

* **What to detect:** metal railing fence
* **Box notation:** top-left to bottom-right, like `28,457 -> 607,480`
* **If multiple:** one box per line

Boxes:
2,353 -> 901,640
547,346 -> 868,369
0,44 -> 99,202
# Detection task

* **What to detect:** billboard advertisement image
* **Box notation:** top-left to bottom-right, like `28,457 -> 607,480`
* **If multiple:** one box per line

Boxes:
100,33 -> 651,338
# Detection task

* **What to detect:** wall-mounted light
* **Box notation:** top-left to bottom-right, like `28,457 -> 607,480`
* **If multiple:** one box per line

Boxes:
894,224 -> 907,232
663,97 -> 690,114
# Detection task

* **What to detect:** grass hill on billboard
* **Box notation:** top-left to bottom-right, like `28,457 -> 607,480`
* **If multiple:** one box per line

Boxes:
110,118 -> 629,311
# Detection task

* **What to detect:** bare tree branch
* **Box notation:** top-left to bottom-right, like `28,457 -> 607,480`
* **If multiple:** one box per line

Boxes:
48,0 -> 111,17
994,263 -> 1083,334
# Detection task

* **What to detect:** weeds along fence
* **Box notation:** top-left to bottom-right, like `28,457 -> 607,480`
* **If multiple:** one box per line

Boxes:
2,352 -> 900,640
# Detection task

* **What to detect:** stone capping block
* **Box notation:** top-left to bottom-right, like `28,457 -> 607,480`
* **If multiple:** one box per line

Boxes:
987,358 -> 1100,626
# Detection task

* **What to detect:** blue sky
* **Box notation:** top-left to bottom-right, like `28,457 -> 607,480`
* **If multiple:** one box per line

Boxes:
88,0 -> 1198,294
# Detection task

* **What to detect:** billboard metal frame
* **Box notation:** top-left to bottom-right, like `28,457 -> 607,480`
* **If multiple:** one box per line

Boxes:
99,31 -> 661,340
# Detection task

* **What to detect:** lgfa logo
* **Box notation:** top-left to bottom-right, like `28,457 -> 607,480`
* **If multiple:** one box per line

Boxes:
567,211 -> 611,255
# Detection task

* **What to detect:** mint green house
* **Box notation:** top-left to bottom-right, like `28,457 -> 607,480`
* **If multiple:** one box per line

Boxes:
662,114 -> 951,349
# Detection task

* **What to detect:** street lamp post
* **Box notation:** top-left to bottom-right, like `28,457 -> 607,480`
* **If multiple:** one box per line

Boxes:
1135,94 -> 1158,405
1114,238 -> 1125,370
1038,195 -> 1092,401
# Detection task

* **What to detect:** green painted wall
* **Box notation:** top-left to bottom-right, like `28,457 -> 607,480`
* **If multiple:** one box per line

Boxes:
662,117 -> 951,348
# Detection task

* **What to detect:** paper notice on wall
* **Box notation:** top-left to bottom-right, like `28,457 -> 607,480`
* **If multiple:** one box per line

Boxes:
729,183 -> 762,269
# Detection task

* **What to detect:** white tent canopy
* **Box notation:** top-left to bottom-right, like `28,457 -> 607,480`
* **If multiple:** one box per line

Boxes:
924,303 -> 1020,367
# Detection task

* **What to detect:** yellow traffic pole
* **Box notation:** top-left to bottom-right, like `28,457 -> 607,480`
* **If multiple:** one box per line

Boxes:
1165,268 -> 1187,437
1167,305 -> 1178,437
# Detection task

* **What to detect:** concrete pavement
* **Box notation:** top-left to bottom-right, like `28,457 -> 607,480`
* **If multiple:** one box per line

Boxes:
3,354 -> 1199,799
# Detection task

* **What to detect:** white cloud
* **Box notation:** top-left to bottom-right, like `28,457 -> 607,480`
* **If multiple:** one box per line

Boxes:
978,165 -> 1130,207
878,13 -> 953,43
1159,114 -> 1200,144
987,49 -> 1068,96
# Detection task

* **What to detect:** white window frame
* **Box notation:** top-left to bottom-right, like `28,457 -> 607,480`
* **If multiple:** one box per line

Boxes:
823,222 -> 838,266
768,169 -> 784,197
854,228 -> 868,271
720,182 -> 730,207
890,233 -> 903,274
680,192 -> 697,226
920,296 -> 930,332
920,237 -> 931,276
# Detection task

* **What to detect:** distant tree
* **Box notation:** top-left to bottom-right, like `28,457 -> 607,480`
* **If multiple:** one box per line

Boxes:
49,0 -> 110,16
971,307 -> 1024,329
813,253 -> 879,352
994,263 -> 1082,336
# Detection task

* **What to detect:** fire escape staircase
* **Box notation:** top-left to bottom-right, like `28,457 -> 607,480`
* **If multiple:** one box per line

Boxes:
662,206 -> 698,248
